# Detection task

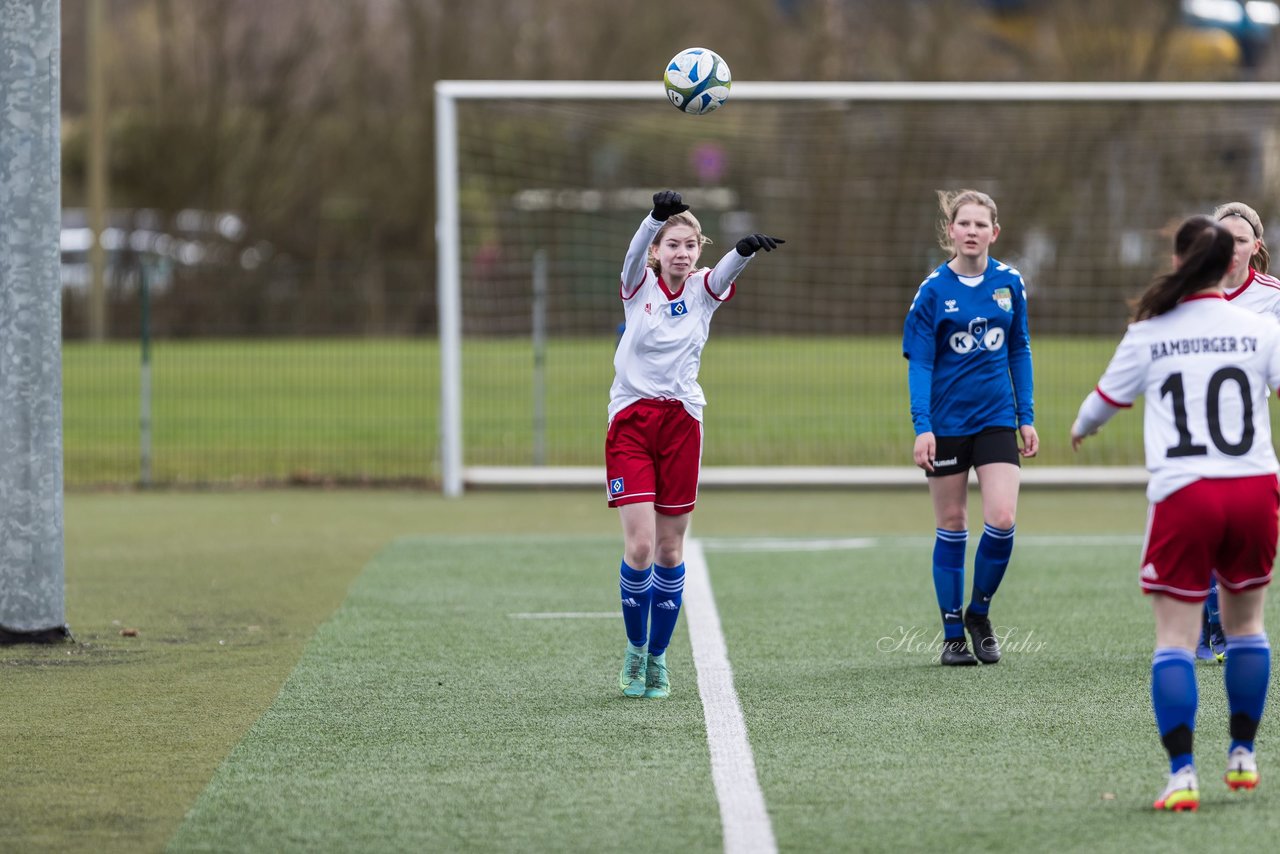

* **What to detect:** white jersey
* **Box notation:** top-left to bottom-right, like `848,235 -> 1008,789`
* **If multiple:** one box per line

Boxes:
608,215 -> 751,424
1225,268 -> 1280,323
1086,294 -> 1280,501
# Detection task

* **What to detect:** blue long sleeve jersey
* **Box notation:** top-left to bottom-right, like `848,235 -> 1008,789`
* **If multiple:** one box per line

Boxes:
902,258 -> 1034,436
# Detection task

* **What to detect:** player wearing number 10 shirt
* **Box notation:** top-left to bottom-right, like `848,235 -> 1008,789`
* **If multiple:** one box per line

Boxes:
1072,216 -> 1280,813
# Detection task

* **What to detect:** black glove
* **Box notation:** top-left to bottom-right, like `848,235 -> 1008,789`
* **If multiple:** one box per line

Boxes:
736,234 -> 785,256
651,190 -> 690,222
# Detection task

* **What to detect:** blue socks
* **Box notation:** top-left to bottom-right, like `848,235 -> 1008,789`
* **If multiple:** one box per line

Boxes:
1225,633 -> 1270,753
1205,582 -> 1221,629
933,529 -> 967,639
618,560 -> 652,647
1150,633 -> 1270,770
1152,647 -> 1197,773
969,524 -> 1015,615
648,563 -> 686,657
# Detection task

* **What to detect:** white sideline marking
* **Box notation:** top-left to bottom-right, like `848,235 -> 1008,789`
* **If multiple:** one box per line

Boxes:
684,538 -> 777,854
701,537 -> 875,552
700,534 -> 1142,553
508,611 -> 619,619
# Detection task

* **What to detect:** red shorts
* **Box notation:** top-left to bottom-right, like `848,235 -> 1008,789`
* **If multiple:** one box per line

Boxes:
1139,474 -> 1279,602
605,399 -> 702,514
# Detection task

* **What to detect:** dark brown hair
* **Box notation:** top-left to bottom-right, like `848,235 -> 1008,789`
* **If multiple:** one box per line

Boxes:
1133,216 -> 1233,321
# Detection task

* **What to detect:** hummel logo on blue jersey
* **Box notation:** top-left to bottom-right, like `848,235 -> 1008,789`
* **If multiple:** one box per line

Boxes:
670,300 -> 687,317
944,299 -> 959,313
610,477 -> 625,495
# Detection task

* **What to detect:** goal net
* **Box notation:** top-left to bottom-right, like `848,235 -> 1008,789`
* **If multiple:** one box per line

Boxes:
436,81 -> 1280,495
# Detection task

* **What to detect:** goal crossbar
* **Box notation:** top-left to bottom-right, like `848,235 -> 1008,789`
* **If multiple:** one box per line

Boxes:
434,82 -> 1272,496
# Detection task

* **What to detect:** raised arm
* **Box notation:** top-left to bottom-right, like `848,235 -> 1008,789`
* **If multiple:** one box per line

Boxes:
621,190 -> 691,294
621,216 -> 662,294
707,233 -> 785,296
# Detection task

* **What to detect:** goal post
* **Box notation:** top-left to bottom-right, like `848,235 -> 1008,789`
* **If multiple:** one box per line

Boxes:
436,81 -> 1280,496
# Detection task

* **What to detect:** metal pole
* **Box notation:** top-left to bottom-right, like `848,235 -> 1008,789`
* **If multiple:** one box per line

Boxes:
0,0 -> 68,641
531,250 -> 547,466
139,261 -> 152,487
87,0 -> 107,341
434,85 -> 463,496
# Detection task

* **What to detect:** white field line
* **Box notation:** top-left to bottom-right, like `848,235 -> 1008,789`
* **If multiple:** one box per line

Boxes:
701,534 -> 1142,552
700,537 -> 876,552
507,611 -> 619,619
684,538 -> 777,854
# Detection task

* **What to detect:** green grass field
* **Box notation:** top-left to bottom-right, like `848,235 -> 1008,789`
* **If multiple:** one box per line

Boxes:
6,488 -> 1280,852
63,336 -> 1162,486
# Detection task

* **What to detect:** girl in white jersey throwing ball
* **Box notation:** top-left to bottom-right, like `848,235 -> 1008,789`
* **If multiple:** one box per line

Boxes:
1072,216 -> 1280,812
609,190 -> 783,699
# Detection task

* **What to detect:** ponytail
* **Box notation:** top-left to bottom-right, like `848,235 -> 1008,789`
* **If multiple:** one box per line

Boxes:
1133,217 -> 1233,321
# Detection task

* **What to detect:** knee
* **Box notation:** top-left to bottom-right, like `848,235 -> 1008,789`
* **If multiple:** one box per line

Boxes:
985,512 -> 1016,531
625,540 -> 654,569
655,544 -> 684,568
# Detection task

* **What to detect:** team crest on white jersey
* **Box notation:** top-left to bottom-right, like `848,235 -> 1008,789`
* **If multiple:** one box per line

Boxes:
993,287 -> 1012,312
670,300 -> 687,317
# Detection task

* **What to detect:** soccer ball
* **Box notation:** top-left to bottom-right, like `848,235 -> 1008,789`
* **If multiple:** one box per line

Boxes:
663,47 -> 731,115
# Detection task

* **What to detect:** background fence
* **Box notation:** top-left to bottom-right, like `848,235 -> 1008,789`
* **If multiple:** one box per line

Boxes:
64,90 -> 1280,486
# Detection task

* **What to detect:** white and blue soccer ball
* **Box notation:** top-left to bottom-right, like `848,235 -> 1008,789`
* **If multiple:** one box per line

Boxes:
663,47 -> 731,115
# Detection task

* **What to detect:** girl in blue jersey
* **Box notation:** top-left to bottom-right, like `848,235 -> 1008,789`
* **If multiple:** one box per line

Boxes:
902,189 -> 1038,666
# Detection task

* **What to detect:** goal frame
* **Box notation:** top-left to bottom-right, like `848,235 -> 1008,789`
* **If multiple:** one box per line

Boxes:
435,80 -> 1280,497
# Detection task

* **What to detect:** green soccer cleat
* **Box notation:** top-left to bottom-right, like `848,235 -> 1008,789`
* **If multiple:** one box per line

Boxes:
1226,746 -> 1259,791
619,644 -> 647,698
644,652 -> 670,699
1154,765 -> 1200,812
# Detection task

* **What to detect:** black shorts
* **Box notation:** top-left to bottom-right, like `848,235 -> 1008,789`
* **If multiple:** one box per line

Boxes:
926,427 -> 1020,478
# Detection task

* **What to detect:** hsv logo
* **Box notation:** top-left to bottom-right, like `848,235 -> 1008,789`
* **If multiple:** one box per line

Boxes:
670,300 -> 687,317
610,477 -> 625,495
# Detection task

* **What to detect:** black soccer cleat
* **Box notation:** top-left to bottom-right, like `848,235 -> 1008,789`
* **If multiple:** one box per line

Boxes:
939,638 -> 979,666
964,609 -> 1001,664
